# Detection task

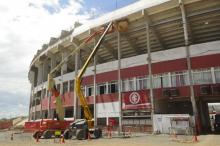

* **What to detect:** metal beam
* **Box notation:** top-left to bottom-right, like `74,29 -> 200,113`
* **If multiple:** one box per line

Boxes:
102,41 -> 118,59
89,29 -> 118,60
121,33 -> 142,55
152,7 -> 220,27
72,38 -> 105,63
177,1 -> 194,44
142,10 -> 166,50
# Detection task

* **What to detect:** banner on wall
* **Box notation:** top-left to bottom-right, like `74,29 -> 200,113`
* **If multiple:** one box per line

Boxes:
122,90 -> 151,110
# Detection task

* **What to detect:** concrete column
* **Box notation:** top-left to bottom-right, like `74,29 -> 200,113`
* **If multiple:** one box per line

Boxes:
40,87 -> 44,119
211,67 -> 216,84
117,31 -> 122,135
106,82 -> 109,94
43,59 -> 49,82
74,51 -> 79,119
68,80 -> 70,92
28,86 -> 34,121
179,0 -> 198,134
168,72 -> 172,87
133,77 -> 137,91
94,54 -> 97,126
47,54 -> 56,119
36,63 -> 43,85
34,94 -> 36,121
145,16 -> 155,132
60,51 -> 68,95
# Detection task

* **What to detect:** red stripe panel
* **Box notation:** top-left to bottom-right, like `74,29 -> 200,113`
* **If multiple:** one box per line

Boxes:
81,54 -> 220,85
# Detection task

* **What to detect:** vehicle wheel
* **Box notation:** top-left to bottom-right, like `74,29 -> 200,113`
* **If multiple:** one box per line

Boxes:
63,129 -> 73,139
42,130 -> 53,139
94,128 -> 102,138
76,129 -> 88,140
33,131 -> 42,139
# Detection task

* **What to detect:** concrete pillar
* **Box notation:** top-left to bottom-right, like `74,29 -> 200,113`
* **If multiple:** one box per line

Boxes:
36,63 -> 43,85
168,72 -> 172,87
47,53 -> 56,119
43,59 -> 49,82
211,67 -> 216,84
145,15 -> 155,132
117,31 -> 122,135
28,86 -> 34,121
74,51 -> 79,119
179,0 -> 198,134
34,94 -> 36,121
60,50 -> 69,95
93,45 -> 97,127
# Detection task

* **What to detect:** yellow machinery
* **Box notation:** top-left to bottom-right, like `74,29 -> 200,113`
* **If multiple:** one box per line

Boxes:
45,22 -> 113,140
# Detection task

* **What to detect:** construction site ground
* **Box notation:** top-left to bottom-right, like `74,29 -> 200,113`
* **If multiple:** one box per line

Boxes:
0,130 -> 219,146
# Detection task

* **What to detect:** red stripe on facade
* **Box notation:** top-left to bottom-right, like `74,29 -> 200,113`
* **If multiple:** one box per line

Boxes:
82,53 -> 220,85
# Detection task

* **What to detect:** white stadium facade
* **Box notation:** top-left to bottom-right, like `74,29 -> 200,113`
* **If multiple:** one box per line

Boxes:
26,0 -> 220,134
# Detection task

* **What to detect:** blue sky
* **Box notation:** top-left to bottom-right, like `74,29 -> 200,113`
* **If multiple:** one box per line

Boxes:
0,0 -> 139,119
81,0 -> 138,15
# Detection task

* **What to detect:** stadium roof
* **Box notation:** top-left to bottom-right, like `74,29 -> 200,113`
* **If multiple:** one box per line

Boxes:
30,0 -> 220,71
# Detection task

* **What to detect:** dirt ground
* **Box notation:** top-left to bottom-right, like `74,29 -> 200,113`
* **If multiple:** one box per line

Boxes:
0,131 -> 219,146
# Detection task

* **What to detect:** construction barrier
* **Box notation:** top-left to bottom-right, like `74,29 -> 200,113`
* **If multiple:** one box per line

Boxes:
169,127 -> 199,143
24,121 -> 40,133
0,121 -> 13,129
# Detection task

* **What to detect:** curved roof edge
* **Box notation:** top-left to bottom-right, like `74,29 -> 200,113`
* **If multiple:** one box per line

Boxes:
29,0 -> 169,68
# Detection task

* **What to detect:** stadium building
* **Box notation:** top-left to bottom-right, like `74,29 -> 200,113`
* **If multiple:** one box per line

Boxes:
27,0 -> 220,134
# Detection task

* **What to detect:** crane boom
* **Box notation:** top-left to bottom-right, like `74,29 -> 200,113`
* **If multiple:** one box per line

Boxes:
47,22 -> 113,123
75,22 -> 113,128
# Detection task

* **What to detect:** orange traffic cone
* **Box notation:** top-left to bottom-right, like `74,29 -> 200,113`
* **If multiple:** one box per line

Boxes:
10,133 -> 13,141
60,135 -> 65,144
87,132 -> 91,140
108,126 -> 112,139
192,135 -> 198,142
36,134 -> 40,143
128,129 -> 132,137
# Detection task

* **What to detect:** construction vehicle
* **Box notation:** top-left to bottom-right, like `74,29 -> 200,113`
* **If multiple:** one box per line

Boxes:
33,21 -> 113,140
63,22 -> 113,140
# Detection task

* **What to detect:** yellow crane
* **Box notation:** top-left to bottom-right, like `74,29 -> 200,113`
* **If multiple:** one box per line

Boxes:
45,22 -> 113,140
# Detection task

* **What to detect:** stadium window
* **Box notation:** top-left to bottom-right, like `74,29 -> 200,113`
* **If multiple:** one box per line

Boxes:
42,88 -> 46,98
214,67 -> 220,83
162,73 -> 170,88
153,75 -> 161,88
87,86 -> 94,96
97,118 -> 107,126
171,71 -> 189,87
137,76 -> 148,90
63,82 -> 68,94
97,83 -> 106,95
128,79 -> 134,91
193,69 -> 212,85
47,90 -> 50,97
37,90 -> 41,98
122,80 -> 127,92
65,108 -> 73,118
108,81 -> 118,93
69,80 -> 74,91
56,84 -> 60,92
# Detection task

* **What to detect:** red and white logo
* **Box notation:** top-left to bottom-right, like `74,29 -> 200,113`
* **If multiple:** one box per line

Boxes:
129,92 -> 140,104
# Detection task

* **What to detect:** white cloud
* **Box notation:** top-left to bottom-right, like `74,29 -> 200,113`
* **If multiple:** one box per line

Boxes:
0,0 -> 90,119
